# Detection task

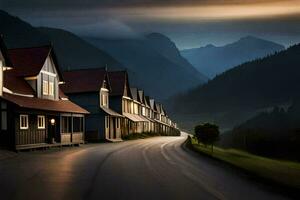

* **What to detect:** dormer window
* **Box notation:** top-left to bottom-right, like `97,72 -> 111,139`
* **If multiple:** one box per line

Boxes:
43,80 -> 49,95
49,82 -> 54,96
100,88 -> 109,108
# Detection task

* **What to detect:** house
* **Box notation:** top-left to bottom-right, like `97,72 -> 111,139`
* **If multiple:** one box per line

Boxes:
61,68 -> 124,142
145,96 -> 155,132
138,90 -> 154,132
130,87 -> 149,133
108,71 -> 147,135
0,39 -> 89,150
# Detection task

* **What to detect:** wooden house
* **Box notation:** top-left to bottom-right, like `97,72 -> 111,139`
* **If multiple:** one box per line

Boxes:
61,68 -> 124,142
108,71 -> 147,135
0,40 -> 88,150
145,96 -> 155,132
130,87 -> 149,133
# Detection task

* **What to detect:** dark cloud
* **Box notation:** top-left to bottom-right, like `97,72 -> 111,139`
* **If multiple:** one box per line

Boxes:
1,0 -> 300,48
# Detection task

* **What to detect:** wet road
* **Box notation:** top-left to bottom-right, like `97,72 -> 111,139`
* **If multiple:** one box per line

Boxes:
0,133 -> 290,200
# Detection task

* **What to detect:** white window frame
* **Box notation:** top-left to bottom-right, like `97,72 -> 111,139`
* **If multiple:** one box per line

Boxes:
20,115 -> 29,130
37,115 -> 45,129
49,82 -> 54,96
43,80 -> 49,95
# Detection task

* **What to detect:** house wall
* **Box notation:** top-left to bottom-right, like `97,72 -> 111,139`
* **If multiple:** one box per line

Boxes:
67,93 -> 107,141
14,112 -> 48,146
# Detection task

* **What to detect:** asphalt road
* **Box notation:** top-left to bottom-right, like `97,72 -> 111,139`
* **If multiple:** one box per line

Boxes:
0,133 -> 291,200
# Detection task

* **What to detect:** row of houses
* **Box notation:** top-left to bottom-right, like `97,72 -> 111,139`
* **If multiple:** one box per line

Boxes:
0,37 -> 179,150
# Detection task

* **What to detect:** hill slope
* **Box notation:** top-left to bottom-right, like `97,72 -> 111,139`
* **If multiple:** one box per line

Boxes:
0,10 -> 49,48
85,34 -> 207,99
172,44 -> 300,115
38,27 -> 123,71
181,36 -> 285,78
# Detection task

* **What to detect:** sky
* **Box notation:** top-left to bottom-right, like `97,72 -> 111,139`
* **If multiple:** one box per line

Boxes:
1,0 -> 300,49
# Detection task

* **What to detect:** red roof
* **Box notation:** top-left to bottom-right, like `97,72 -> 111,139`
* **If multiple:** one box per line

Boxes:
7,46 -> 52,77
2,93 -> 89,114
4,70 -> 35,95
108,71 -> 132,97
61,68 -> 107,94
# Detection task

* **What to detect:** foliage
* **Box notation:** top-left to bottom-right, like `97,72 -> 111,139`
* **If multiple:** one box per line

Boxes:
171,44 -> 300,114
189,137 -> 300,192
194,123 -> 220,151
219,102 -> 300,161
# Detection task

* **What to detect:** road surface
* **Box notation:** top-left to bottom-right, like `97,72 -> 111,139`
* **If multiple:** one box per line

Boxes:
0,133 -> 291,200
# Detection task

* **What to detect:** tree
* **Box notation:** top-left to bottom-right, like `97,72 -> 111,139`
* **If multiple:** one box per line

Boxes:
194,123 -> 220,152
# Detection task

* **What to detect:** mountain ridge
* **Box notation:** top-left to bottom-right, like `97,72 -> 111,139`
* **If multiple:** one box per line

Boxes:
181,36 -> 285,78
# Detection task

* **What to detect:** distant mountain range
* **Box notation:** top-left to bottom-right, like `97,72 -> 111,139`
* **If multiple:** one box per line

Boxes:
181,36 -> 285,78
0,10 -> 206,100
85,34 -> 207,99
171,43 -> 300,130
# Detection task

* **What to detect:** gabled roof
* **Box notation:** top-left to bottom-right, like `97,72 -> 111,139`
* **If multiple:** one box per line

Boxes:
144,95 -> 150,107
130,87 -> 139,102
0,40 -> 87,114
108,71 -> 132,98
149,98 -> 155,110
155,102 -> 161,113
138,90 -> 145,104
7,46 -> 63,80
61,68 -> 109,94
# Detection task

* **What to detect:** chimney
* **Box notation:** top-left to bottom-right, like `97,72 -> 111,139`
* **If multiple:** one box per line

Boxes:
0,60 -> 3,96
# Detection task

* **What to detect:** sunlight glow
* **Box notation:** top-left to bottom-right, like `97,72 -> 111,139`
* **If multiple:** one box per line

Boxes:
102,1 -> 300,21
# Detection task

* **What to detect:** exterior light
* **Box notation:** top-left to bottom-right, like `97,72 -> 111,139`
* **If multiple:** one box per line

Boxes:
50,118 -> 56,125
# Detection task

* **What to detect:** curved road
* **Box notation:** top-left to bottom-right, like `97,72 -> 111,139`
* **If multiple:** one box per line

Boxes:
0,133 -> 290,200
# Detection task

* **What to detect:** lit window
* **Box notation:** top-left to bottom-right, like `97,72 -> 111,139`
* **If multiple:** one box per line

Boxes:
49,82 -> 54,96
43,80 -> 49,95
20,115 -> 29,130
37,115 -> 45,129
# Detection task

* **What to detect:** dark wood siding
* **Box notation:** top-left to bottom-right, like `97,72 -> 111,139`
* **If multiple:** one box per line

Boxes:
15,114 -> 48,145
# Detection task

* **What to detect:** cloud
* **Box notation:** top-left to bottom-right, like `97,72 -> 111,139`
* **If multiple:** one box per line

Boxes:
72,19 -> 141,39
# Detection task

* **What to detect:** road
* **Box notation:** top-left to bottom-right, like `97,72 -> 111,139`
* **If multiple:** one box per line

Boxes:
0,133 -> 291,200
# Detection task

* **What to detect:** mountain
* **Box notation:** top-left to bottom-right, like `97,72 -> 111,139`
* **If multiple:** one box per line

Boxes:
0,10 -> 49,48
85,34 -> 207,100
181,36 -> 285,78
0,10 -> 206,100
171,44 -> 300,130
0,10 -> 123,71
145,33 -> 207,81
38,27 -> 123,71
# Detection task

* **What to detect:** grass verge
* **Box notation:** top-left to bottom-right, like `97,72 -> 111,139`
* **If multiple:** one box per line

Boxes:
186,136 -> 300,193
122,132 -> 162,140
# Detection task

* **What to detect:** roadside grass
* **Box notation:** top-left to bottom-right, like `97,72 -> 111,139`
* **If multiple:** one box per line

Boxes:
187,136 -> 300,191
122,132 -> 161,140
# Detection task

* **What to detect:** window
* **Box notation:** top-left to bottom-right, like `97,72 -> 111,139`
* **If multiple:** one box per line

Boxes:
43,80 -> 49,95
73,117 -> 83,132
49,82 -> 54,96
20,115 -> 29,130
37,115 -> 45,129
100,91 -> 109,107
61,116 -> 72,133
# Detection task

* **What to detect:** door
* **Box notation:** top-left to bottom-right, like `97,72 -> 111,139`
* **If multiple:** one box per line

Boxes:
48,116 -> 59,143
